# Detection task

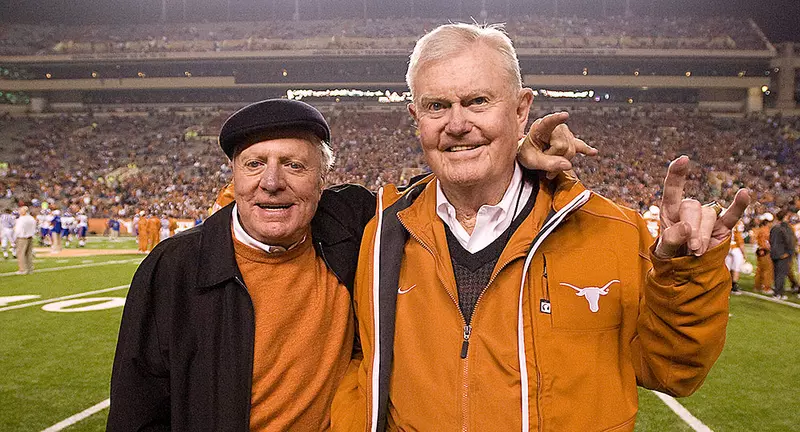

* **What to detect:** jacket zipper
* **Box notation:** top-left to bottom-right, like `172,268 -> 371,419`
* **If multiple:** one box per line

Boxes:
397,218 -> 543,431
542,256 -> 549,299
398,218 -> 472,431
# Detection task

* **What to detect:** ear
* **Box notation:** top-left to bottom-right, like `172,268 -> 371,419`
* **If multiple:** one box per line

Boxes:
407,102 -> 418,123
515,88 -> 534,139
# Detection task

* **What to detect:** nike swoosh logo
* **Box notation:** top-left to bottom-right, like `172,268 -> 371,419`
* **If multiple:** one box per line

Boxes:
398,284 -> 417,295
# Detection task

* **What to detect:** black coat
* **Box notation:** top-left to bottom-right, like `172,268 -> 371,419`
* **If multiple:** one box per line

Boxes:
769,221 -> 796,260
107,184 -> 375,432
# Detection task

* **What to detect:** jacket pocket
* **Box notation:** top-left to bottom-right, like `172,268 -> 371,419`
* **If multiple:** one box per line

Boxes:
543,250 -> 623,331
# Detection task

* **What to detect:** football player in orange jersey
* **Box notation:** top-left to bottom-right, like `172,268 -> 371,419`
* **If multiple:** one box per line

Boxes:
146,213 -> 161,251
753,215 -> 774,294
725,220 -> 746,294
136,211 -> 148,253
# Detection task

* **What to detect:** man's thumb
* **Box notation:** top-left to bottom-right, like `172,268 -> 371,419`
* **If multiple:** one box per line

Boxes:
654,221 -> 692,259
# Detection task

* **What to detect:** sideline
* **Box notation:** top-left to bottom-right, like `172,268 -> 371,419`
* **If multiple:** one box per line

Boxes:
740,291 -> 800,309
652,391 -> 714,432
40,399 -> 110,432
0,285 -> 129,312
0,258 -> 142,277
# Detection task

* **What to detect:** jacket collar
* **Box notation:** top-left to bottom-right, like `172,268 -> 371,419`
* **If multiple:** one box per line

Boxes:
196,203 -> 241,289
544,169 -> 586,212
194,194 -> 360,290
311,194 -> 353,247
395,169 -> 589,253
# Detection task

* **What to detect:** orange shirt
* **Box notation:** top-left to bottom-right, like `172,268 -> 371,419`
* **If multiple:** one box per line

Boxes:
233,233 -> 353,431
146,217 -> 160,232
755,225 -> 771,249
168,218 -> 178,236
210,182 -> 236,215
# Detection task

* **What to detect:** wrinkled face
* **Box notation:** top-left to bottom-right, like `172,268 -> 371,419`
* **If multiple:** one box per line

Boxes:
232,137 -> 323,247
408,43 -> 532,192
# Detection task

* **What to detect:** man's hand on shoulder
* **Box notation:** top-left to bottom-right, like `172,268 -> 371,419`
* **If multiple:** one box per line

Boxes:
517,111 -> 598,179
654,156 -> 751,259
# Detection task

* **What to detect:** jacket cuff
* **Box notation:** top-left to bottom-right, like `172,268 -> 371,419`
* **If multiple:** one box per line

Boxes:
649,235 -> 731,289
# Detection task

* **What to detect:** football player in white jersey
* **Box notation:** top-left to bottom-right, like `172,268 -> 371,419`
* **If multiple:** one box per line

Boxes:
76,211 -> 89,247
0,208 -> 16,259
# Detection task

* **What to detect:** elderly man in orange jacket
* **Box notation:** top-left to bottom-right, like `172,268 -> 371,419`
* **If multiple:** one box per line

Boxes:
332,22 -> 749,432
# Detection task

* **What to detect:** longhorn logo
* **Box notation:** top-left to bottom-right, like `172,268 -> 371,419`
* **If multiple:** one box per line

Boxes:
559,280 -> 619,313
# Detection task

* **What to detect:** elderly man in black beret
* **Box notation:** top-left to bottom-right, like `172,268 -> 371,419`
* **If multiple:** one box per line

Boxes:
108,99 -> 588,431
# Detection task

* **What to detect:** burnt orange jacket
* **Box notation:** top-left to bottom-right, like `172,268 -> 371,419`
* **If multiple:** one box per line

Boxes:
755,225 -> 771,249
332,172 -> 731,432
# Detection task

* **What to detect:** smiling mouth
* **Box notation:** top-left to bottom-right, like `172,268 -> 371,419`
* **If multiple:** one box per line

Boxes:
446,145 -> 481,152
256,203 -> 293,210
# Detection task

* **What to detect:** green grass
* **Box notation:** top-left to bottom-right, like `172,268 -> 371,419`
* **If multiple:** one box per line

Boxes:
677,294 -> 800,431
1,248 -> 798,431
17,235 -> 139,251
0,261 -> 136,431
79,237 -> 139,250
636,389 -> 693,432
0,254 -> 143,274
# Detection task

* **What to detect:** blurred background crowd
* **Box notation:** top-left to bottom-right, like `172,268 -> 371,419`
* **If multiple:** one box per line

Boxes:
0,15 -> 768,57
1,105 -> 798,228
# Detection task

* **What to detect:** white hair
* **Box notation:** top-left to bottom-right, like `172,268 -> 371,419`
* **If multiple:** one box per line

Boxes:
406,22 -> 523,101
318,140 -> 335,177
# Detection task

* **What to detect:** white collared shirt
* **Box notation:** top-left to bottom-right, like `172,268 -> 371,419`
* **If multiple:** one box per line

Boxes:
231,204 -> 304,254
436,163 -> 533,254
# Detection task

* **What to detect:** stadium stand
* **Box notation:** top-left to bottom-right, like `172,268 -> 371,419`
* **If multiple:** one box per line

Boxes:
0,15 -> 770,56
1,106 -> 797,222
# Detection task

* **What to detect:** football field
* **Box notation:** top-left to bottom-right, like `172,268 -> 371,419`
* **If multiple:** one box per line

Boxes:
1,238 -> 798,431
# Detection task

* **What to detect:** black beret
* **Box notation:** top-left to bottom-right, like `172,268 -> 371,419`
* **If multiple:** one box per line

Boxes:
218,99 -> 330,159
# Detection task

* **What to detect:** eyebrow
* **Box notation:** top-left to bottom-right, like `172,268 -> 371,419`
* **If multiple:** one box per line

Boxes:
418,90 -> 497,107
417,95 -> 444,107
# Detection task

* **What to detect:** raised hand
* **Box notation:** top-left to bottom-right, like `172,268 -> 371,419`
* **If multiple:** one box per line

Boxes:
654,156 -> 751,259
517,112 -> 598,179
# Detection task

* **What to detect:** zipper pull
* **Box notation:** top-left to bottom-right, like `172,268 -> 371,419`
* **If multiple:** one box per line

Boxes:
460,325 -> 472,359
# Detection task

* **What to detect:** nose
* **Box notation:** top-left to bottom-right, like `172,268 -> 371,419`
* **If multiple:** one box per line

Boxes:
258,163 -> 286,193
444,105 -> 472,136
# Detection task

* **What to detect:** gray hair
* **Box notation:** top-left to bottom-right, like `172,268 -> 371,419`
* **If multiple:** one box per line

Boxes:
318,140 -> 335,178
406,22 -> 523,101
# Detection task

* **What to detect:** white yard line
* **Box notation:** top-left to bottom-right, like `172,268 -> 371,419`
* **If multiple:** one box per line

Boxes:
652,391 -> 714,432
0,258 -> 142,277
40,399 -> 110,432
0,285 -> 129,312
740,291 -> 800,309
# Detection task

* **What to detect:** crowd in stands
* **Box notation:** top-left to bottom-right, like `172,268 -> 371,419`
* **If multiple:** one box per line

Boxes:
1,105 -> 798,226
0,15 -> 768,57
0,109 -> 229,220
